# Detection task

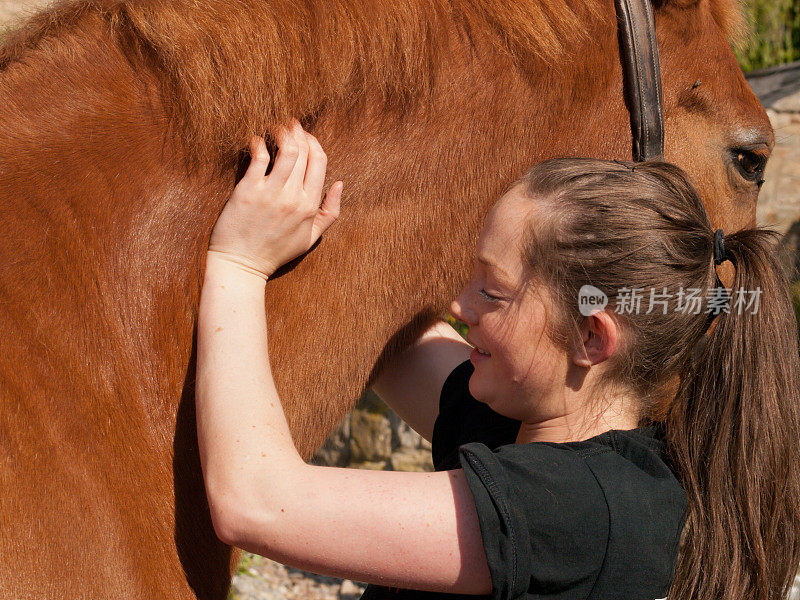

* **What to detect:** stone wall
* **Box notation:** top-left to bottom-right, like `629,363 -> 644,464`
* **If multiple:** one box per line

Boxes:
311,391 -> 433,472
748,61 -> 800,238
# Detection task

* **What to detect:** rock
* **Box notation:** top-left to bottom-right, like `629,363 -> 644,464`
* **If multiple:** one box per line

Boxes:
390,448 -> 434,472
388,412 -> 421,450
745,63 -> 800,235
780,219 -> 800,282
746,60 -> 800,113
349,410 -> 392,462
231,553 -> 361,600
230,573 -> 285,600
350,459 -> 390,470
756,111 -> 800,235
339,579 -> 365,599
311,415 -> 351,467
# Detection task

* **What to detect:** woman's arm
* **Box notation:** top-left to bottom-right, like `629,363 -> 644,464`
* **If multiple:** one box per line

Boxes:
198,256 -> 490,594
372,321 -> 471,442
196,121 -> 491,594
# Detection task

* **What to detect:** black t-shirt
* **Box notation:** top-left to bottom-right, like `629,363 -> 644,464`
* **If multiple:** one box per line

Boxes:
360,360 -> 687,600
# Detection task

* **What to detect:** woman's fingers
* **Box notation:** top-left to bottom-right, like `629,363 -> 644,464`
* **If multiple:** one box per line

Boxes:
252,121 -> 337,240
269,126 -> 300,185
311,181 -> 342,240
243,136 -> 270,181
287,120 -> 310,190
303,133 -> 327,201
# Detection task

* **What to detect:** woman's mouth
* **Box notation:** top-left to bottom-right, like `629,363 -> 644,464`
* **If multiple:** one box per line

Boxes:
470,346 -> 491,364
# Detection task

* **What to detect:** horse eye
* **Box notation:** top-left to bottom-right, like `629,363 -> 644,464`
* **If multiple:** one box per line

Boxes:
731,149 -> 767,182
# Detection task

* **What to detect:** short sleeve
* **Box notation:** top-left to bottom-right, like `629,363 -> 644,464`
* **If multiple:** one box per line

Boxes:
431,361 -> 520,470
457,442 -> 609,600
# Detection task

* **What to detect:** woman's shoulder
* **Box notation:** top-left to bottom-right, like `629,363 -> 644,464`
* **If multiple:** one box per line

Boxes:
555,423 -> 684,498
475,422 -> 687,519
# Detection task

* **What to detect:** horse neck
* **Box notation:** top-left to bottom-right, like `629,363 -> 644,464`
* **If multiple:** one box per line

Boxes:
0,19 -> 226,432
0,4 -> 629,456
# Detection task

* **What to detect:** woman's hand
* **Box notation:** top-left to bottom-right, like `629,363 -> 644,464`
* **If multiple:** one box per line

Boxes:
207,119 -> 343,280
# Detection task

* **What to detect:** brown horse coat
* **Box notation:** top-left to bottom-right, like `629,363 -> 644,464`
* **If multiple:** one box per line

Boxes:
0,0 -> 772,597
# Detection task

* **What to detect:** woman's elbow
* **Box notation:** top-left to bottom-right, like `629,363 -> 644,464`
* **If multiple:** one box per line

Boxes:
207,489 -> 246,546
206,485 -> 263,547
207,482 -> 291,550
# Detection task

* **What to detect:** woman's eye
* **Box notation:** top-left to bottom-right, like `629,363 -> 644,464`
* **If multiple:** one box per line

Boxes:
479,288 -> 500,302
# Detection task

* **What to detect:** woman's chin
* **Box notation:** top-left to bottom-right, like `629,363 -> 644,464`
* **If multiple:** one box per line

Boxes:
467,371 -> 491,405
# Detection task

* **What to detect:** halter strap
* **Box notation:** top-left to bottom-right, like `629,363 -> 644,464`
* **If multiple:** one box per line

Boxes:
614,0 -> 664,162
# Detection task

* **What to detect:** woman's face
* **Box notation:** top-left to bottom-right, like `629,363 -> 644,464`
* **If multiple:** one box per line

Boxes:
450,188 -> 568,422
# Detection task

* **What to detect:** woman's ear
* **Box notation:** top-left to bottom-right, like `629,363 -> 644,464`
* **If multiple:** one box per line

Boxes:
572,311 -> 618,367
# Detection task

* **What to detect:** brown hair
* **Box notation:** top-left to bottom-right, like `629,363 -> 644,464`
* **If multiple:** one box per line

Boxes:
518,158 -> 800,600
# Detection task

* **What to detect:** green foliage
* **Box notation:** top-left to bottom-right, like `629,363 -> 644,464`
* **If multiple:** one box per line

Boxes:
736,0 -> 800,71
235,552 -> 261,576
445,315 -> 469,340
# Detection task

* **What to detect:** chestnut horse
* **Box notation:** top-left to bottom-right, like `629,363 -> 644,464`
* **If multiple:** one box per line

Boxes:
0,0 -> 772,597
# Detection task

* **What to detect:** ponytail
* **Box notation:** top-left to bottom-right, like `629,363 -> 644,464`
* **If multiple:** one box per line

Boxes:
666,229 -> 800,600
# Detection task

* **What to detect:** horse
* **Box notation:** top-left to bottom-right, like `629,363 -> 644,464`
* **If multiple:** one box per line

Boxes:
0,0 -> 772,597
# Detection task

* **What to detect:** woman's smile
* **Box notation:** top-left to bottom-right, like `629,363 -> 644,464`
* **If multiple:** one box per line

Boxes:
469,345 -> 491,365
468,333 -> 492,361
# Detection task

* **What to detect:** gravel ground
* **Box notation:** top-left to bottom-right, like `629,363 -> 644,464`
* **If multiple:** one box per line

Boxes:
229,553 -> 367,600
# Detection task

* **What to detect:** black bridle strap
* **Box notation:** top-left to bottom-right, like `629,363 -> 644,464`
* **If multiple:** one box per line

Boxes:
614,0 -> 664,161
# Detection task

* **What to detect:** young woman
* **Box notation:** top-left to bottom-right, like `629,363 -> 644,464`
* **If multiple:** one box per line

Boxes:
196,120 -> 800,600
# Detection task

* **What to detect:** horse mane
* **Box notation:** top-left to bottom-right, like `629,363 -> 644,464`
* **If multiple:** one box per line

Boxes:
0,0 -> 743,168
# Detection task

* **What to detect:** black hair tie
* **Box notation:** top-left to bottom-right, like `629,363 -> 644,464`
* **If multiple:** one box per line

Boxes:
713,228 -> 727,266
704,228 -> 731,332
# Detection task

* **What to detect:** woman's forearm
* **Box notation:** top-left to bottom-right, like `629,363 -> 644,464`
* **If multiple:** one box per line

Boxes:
196,253 -> 305,537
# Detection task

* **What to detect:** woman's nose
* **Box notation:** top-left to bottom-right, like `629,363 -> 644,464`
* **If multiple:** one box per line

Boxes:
450,292 -> 477,326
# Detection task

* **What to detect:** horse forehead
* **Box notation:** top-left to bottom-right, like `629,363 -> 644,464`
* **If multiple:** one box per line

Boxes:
666,55 -> 771,138
658,6 -> 770,135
